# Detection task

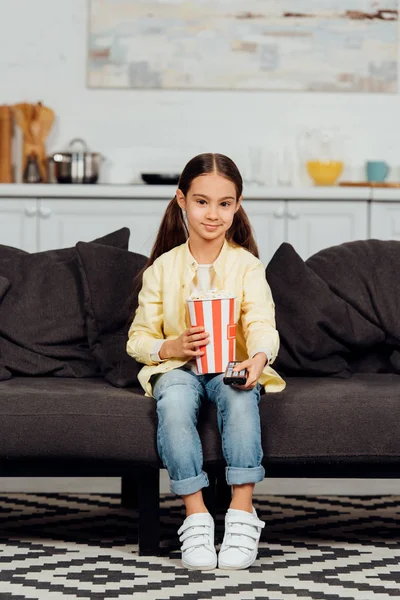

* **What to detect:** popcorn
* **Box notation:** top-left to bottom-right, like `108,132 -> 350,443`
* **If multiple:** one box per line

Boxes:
186,291 -> 237,374
187,289 -> 234,301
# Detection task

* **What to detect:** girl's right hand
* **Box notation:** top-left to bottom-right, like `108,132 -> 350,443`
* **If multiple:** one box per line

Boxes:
160,326 -> 210,360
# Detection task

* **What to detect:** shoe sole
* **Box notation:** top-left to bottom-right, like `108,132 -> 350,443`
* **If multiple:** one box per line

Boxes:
218,552 -> 257,570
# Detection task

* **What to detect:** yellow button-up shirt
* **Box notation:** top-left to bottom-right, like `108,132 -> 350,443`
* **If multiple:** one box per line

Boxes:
127,239 -> 286,397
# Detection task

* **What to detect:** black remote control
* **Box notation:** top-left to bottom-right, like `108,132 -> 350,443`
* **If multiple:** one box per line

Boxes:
223,361 -> 247,385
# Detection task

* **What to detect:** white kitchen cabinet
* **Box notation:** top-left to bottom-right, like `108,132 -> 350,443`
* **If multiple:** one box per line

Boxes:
0,193 -> 370,261
370,203 -> 400,240
244,200 -> 286,265
0,199 -> 37,252
286,200 -> 368,259
37,198 -> 170,255
245,199 -> 368,264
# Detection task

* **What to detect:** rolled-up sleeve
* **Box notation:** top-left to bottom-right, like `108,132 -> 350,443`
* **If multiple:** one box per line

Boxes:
127,262 -> 165,365
240,261 -> 280,365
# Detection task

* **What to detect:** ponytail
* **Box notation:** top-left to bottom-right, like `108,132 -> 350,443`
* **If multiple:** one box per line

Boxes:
227,206 -> 259,259
131,196 -> 188,303
147,195 -> 188,266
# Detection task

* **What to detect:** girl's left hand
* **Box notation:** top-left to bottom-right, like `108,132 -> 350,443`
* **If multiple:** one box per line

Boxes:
231,353 -> 268,390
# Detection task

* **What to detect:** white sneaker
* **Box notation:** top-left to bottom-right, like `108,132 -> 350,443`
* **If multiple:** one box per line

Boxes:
178,512 -> 217,570
218,507 -> 265,570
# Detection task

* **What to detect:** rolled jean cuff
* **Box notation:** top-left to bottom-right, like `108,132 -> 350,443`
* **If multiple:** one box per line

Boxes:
170,471 -> 209,496
225,465 -> 265,486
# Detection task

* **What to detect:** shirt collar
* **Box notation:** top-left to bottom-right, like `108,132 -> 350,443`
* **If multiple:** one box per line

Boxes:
183,238 -> 231,275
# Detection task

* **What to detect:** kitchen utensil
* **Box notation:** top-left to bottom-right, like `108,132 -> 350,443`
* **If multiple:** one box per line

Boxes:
0,105 -> 13,182
13,101 -> 55,182
141,173 -> 180,185
366,161 -> 390,183
23,152 -> 42,183
48,138 -> 103,184
306,161 -> 343,186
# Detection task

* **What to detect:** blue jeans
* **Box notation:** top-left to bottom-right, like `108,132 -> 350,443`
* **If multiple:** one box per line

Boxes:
152,367 -> 265,496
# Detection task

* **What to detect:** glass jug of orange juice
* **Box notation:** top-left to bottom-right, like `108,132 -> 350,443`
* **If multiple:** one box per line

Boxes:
298,129 -> 344,186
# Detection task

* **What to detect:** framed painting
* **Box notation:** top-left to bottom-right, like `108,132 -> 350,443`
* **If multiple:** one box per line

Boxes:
88,0 -> 398,92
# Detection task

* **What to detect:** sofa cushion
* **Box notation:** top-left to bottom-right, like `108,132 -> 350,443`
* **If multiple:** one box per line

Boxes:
0,228 -> 130,380
200,373 -> 400,465
0,377 -> 159,464
258,373 -> 400,463
1,374 -> 399,467
76,241 -> 148,387
267,242 -> 386,376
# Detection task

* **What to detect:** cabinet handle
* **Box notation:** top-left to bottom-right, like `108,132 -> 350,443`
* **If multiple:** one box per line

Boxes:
24,206 -> 37,217
288,211 -> 299,219
273,209 -> 285,218
39,207 -> 52,219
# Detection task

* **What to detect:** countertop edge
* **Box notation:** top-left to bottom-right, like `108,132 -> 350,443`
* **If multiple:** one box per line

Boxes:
0,183 -> 373,200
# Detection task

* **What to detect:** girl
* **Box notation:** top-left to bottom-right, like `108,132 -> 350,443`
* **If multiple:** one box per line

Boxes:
127,153 -> 285,571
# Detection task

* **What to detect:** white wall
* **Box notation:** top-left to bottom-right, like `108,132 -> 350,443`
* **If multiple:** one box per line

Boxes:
2,0 -> 400,185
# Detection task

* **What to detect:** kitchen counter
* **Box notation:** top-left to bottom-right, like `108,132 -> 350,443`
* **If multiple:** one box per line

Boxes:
365,187 -> 400,201
0,183 -> 373,200
2,183 -> 398,259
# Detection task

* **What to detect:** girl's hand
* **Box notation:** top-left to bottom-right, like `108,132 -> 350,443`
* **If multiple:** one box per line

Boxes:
231,353 -> 268,390
160,326 -> 209,360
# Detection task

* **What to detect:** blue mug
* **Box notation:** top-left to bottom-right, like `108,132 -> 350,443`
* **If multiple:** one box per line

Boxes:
366,161 -> 390,182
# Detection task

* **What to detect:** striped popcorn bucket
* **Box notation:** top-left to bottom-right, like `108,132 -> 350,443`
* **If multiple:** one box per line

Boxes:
187,297 -> 236,374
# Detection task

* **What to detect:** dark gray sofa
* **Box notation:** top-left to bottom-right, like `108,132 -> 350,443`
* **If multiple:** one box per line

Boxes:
1,231 -> 400,556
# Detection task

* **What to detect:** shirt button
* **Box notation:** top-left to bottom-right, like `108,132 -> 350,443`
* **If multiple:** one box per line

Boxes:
192,262 -> 196,267
182,284 -> 186,289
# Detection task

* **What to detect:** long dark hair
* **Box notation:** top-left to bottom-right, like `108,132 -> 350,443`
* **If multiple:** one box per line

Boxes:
132,153 -> 259,299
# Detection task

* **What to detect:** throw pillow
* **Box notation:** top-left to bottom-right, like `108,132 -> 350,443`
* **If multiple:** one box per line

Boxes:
0,228 -> 130,381
266,243 -> 384,376
0,245 -> 28,257
0,276 -> 11,381
306,239 -> 400,373
76,241 -> 148,387
0,276 -> 10,303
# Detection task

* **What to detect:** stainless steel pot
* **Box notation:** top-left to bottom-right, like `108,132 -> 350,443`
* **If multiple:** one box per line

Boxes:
48,138 -> 103,184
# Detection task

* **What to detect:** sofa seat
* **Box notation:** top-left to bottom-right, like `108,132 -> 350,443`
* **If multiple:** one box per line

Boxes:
0,377 -> 158,465
260,373 -> 400,465
1,374 -> 400,472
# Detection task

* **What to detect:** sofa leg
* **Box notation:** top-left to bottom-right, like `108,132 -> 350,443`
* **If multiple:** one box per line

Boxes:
138,468 -> 160,556
121,476 -> 138,509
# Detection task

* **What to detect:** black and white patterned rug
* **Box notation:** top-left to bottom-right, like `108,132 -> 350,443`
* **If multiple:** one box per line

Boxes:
0,492 -> 399,599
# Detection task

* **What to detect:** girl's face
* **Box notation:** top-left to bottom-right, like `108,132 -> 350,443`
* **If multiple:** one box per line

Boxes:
176,173 -> 242,245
